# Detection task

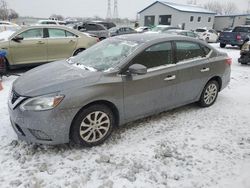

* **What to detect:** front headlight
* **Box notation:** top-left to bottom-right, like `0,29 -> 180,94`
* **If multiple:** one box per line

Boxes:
20,94 -> 64,111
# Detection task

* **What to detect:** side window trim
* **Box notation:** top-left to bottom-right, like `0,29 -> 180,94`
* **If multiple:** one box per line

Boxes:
121,41 -> 175,74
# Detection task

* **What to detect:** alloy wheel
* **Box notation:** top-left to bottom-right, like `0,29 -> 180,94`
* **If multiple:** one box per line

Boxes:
79,111 -> 110,143
203,83 -> 218,105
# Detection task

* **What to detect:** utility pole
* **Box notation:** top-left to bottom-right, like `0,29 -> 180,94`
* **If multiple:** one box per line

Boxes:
106,0 -> 112,19
113,0 -> 119,19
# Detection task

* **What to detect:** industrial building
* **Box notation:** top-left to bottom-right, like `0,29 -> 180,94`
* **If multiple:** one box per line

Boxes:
138,1 -> 216,30
214,14 -> 250,31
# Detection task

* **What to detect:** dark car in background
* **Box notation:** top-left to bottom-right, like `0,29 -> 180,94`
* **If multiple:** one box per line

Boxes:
74,22 -> 109,40
8,34 -> 231,147
92,21 -> 116,29
109,27 -> 137,37
219,26 -> 250,48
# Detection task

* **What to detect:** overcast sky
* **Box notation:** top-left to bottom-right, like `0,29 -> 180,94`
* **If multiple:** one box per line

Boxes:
7,0 -> 249,19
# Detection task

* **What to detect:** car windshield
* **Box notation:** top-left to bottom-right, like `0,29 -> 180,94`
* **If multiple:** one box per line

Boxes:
69,38 -> 141,71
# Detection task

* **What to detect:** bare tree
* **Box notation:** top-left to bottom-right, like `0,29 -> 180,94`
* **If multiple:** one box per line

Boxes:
224,1 -> 238,15
204,1 -> 223,15
204,0 -> 237,15
0,0 -> 8,20
8,9 -> 19,20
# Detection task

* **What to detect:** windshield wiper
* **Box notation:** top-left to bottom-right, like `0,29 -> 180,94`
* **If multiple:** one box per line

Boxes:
74,63 -> 97,72
66,58 -> 74,64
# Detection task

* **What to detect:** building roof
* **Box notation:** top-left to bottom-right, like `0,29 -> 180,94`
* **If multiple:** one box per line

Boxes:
215,14 -> 250,18
138,1 -> 216,15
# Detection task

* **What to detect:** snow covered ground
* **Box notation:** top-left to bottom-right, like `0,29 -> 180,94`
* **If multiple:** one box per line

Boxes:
0,44 -> 250,188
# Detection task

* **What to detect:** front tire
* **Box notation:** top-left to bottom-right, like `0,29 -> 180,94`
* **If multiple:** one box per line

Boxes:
199,80 -> 219,107
70,104 -> 115,147
73,48 -> 85,56
220,43 -> 226,48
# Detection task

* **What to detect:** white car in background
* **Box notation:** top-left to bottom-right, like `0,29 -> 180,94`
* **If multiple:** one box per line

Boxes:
0,21 -> 20,32
135,26 -> 150,33
195,28 -> 219,43
37,20 -> 66,25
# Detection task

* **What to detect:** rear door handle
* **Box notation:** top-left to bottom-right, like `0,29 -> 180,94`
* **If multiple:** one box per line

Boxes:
200,68 -> 210,72
164,75 -> 176,81
69,40 -> 76,43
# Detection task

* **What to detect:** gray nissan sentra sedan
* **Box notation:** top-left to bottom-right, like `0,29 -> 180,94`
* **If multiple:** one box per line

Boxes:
8,34 -> 231,147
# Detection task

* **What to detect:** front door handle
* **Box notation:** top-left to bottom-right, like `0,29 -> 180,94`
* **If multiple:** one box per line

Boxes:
164,75 -> 176,81
200,68 -> 210,72
37,41 -> 45,44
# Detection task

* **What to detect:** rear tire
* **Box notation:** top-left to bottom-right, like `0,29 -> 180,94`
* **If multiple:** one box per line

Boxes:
70,104 -> 115,147
198,80 -> 219,107
220,43 -> 226,48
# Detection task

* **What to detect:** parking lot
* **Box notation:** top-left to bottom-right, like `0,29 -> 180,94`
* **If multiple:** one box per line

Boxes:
0,43 -> 249,188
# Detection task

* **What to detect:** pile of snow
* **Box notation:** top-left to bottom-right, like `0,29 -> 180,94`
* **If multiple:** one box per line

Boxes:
0,44 -> 250,188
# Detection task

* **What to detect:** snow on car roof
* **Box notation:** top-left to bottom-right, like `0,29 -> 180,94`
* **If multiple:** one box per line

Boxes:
139,1 -> 216,14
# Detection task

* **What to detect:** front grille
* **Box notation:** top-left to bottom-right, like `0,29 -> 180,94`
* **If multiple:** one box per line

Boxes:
11,90 -> 20,104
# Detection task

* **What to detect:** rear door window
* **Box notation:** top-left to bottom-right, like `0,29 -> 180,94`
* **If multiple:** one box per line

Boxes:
96,25 -> 105,31
86,24 -> 97,31
48,28 -> 66,38
175,41 -> 205,63
196,29 -> 206,32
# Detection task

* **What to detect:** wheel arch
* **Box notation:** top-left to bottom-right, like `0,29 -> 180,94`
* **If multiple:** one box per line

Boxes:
208,76 -> 222,91
69,100 -> 120,137
72,48 -> 86,56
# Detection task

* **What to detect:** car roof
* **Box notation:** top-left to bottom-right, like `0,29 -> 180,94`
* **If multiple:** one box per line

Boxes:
13,25 -> 85,37
115,33 -> 198,43
169,29 -> 193,32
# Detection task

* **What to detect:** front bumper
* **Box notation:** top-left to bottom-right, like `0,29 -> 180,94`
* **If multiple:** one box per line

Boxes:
8,95 -> 78,145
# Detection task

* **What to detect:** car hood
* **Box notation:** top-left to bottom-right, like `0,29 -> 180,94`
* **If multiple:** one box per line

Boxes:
0,30 -> 15,42
13,60 -> 102,97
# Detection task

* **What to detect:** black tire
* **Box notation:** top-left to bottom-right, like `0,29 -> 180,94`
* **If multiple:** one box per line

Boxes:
0,58 -> 8,77
198,80 -> 219,107
70,104 -> 115,147
220,43 -> 226,48
73,48 -> 85,56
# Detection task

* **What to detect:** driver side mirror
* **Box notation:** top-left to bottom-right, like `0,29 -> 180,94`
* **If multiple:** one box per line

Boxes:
128,64 -> 147,75
12,35 -> 24,42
